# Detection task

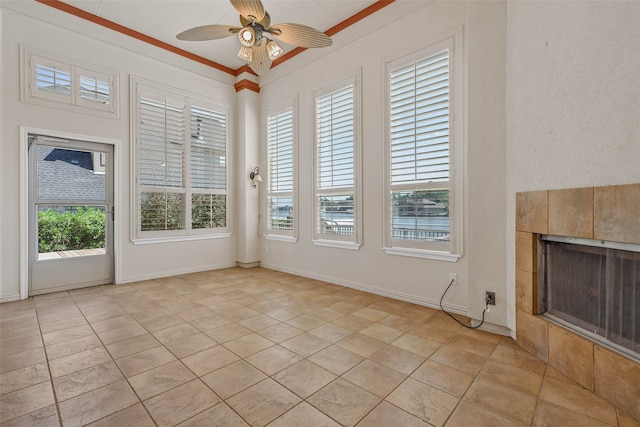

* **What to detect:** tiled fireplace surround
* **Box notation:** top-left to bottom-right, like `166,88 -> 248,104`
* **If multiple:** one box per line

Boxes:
515,184 -> 640,421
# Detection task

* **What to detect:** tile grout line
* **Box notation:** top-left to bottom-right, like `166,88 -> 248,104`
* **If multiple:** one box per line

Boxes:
68,284 -> 159,426
528,362 -> 549,427
35,291 -> 70,427
440,331 -> 503,426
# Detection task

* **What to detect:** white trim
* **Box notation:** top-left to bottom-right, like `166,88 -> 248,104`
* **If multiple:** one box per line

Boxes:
0,294 -> 22,303
119,261 -> 237,284
312,70 -> 362,246
20,45 -> 120,119
264,234 -> 298,243
264,98 -> 298,240
130,77 -> 232,241
265,262 -> 507,335
19,126 -> 120,298
132,232 -> 232,245
312,240 -> 361,251
260,262 -> 469,316
0,9 -> 4,300
382,27 -> 465,258
384,247 -> 461,262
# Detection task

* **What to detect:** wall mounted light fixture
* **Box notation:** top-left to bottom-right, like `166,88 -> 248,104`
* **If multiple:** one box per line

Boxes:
250,167 -> 263,188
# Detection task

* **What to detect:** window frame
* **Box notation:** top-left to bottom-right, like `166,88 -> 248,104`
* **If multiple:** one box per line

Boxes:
21,46 -> 119,118
264,100 -> 297,242
383,31 -> 464,262
312,73 -> 362,250
131,78 -> 231,243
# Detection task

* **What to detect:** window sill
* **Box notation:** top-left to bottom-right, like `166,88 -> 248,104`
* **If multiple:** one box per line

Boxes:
133,232 -> 231,245
313,239 -> 361,251
265,234 -> 297,243
384,247 -> 461,262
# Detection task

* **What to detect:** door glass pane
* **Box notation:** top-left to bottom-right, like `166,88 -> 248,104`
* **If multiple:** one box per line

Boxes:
37,145 -> 106,202
38,205 -> 106,260
36,144 -> 108,260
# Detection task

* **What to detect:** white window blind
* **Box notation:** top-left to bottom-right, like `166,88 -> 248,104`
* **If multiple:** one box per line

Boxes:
77,68 -> 111,108
33,59 -> 72,103
315,83 -> 356,240
139,94 -> 185,232
139,95 -> 185,189
190,105 -> 227,229
390,50 -> 449,186
190,106 -> 226,190
317,85 -> 354,190
266,106 -> 294,233
388,48 -> 452,249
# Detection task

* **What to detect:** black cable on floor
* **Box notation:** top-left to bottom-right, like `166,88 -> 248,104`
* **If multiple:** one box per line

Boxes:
439,278 -> 487,329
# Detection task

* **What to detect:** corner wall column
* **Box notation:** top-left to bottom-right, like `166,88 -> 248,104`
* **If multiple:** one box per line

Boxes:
234,76 -> 261,268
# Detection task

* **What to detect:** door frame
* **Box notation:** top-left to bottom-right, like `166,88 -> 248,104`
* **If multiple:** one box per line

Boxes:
20,126 -> 121,299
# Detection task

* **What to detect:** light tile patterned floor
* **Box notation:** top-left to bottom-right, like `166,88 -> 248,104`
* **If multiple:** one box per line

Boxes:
0,267 -> 636,426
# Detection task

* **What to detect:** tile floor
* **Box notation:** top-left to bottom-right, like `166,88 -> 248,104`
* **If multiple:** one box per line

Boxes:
1,267 -> 637,426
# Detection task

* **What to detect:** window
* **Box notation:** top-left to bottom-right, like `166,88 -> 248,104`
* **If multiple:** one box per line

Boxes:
314,76 -> 361,248
385,36 -> 461,259
34,59 -> 72,102
77,68 -> 112,107
23,48 -> 118,116
134,80 -> 229,241
266,104 -> 295,239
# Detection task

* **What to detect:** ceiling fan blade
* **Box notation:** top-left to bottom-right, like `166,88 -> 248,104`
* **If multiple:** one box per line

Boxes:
240,11 -> 270,29
230,0 -> 266,22
249,41 -> 272,76
176,25 -> 239,41
270,23 -> 332,48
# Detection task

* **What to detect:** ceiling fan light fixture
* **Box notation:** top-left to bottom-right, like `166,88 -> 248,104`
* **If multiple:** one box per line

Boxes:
266,39 -> 283,60
237,46 -> 253,62
177,0 -> 333,77
238,26 -> 256,47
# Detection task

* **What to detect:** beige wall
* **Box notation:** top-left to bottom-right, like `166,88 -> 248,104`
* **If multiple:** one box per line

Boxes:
0,5 -> 238,300
258,1 -> 509,331
5,0 -> 638,338
505,1 -> 640,330
1,1 -> 511,332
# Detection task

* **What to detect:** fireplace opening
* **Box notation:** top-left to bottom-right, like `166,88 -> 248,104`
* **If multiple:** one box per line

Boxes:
538,235 -> 640,361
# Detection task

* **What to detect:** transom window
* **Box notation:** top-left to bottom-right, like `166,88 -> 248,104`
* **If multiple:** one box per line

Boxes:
23,48 -> 118,116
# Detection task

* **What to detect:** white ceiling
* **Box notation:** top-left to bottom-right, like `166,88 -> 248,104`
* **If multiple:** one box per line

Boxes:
51,0 -> 376,72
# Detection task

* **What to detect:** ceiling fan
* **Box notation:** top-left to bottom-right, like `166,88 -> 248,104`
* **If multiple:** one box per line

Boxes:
177,0 -> 332,76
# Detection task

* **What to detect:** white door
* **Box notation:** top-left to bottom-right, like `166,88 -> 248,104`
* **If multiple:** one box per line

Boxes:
29,135 -> 114,295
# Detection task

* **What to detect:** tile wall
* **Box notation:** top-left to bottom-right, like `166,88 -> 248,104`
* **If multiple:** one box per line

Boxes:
515,184 -> 640,421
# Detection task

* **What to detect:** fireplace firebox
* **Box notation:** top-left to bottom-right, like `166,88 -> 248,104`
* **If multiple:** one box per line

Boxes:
538,235 -> 640,361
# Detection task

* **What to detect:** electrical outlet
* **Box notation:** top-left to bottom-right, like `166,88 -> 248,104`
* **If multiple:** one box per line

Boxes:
485,291 -> 496,306
449,273 -> 457,286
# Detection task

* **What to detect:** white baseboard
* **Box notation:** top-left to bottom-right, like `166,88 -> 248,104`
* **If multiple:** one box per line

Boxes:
0,294 -> 22,303
260,262 -> 467,315
119,262 -> 238,284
